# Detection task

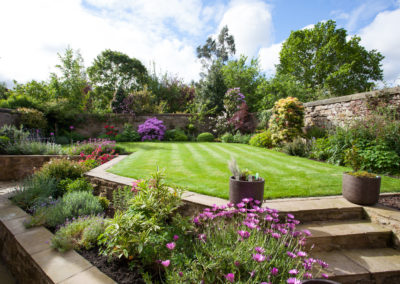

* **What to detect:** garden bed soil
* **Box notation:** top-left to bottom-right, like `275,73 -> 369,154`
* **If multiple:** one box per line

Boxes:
78,247 -> 145,284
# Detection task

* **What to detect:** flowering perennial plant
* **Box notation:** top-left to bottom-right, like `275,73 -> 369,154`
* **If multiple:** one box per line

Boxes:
223,87 -> 246,118
163,198 -> 327,283
138,117 -> 166,141
104,125 -> 119,138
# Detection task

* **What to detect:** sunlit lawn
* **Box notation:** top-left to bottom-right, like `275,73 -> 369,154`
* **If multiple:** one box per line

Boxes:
108,142 -> 400,199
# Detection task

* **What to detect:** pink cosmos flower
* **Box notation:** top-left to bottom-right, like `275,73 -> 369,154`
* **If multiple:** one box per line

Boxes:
166,242 -> 176,250
225,273 -> 235,283
161,260 -> 170,267
252,253 -> 266,262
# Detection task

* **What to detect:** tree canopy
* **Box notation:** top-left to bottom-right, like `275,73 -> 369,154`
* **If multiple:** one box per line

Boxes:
276,20 -> 384,96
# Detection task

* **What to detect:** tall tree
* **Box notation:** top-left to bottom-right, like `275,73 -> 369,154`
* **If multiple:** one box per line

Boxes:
276,20 -> 384,96
87,50 -> 148,110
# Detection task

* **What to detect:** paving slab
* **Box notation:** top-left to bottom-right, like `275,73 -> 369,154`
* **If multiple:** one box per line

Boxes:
59,266 -> 116,284
15,226 -> 53,255
2,215 -> 32,235
31,248 -> 93,283
343,248 -> 400,273
0,205 -> 27,221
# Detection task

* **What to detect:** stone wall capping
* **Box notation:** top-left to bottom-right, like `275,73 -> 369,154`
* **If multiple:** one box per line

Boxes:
0,191 -> 116,283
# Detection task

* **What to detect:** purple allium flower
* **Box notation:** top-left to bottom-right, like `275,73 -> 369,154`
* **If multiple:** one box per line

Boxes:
254,247 -> 265,253
287,278 -> 301,284
173,235 -> 179,241
225,273 -> 235,283
166,242 -> 176,250
161,260 -> 170,267
289,269 -> 298,275
198,234 -> 207,243
252,253 -> 266,262
321,273 -> 329,279
271,267 -> 278,276
237,230 -> 250,240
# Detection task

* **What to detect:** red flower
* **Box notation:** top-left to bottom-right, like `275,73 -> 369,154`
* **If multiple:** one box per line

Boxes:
104,125 -> 109,129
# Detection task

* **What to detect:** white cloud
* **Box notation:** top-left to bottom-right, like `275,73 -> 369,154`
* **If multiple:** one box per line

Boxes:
258,42 -> 282,77
218,0 -> 273,57
359,8 -> 400,85
0,0 -> 220,85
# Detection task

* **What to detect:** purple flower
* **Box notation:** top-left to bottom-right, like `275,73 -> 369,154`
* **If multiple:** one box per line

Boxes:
249,270 -> 255,277
166,242 -> 176,250
173,235 -> 179,241
234,261 -> 240,267
322,273 -> 329,279
287,251 -> 297,258
265,215 -> 273,222
50,132 -> 54,136
178,271 -> 183,277
287,278 -> 301,284
161,260 -> 170,267
303,272 -> 312,279
198,234 -> 207,243
271,267 -> 278,276
271,232 -> 281,239
236,202 -> 245,208
252,253 -> 266,262
69,125 -> 74,130
254,247 -> 265,253
287,213 -> 295,219
237,230 -> 250,240
297,251 -> 307,257
289,269 -> 298,275
302,229 -> 312,236
225,273 -> 235,283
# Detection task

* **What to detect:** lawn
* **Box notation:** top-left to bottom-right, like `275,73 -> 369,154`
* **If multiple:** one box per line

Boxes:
108,142 -> 400,199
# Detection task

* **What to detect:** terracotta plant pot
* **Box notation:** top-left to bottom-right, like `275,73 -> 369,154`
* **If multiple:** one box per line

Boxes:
229,176 -> 265,204
302,279 -> 340,284
342,172 -> 381,206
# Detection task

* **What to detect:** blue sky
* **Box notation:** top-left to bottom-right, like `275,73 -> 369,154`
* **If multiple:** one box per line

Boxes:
1,0 -> 400,87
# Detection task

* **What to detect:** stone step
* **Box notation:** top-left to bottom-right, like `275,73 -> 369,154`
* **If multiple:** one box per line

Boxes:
298,220 -> 392,252
311,248 -> 400,284
262,196 -> 365,223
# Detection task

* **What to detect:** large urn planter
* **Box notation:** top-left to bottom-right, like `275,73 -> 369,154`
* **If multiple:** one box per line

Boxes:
229,176 -> 265,204
342,172 -> 381,206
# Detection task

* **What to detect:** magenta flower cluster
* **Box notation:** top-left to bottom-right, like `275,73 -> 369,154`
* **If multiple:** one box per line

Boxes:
137,117 -> 166,141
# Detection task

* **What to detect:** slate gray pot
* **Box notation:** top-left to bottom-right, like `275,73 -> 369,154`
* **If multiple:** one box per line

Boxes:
342,172 -> 381,206
229,176 -> 264,204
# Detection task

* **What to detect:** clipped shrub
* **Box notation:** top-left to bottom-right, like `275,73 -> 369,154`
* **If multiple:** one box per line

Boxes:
51,216 -> 106,252
249,131 -> 273,148
17,107 -> 47,130
28,191 -> 104,228
282,137 -> 311,157
55,136 -> 69,145
268,97 -> 304,145
197,132 -> 214,142
138,117 -> 166,141
164,129 -> 188,141
221,132 -> 234,143
233,131 -> 251,144
116,123 -> 141,142
38,159 -> 88,181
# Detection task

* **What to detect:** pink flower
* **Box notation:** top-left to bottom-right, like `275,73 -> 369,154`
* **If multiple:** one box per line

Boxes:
254,247 -> 265,253
198,234 -> 207,243
265,215 -> 273,222
166,242 -> 176,250
322,273 -> 329,279
287,278 -> 301,284
287,213 -> 295,219
302,229 -> 312,236
303,272 -> 312,279
287,251 -> 297,258
289,269 -> 298,275
173,235 -> 179,241
236,202 -> 245,208
297,251 -> 307,257
271,267 -> 278,276
234,261 -> 240,267
161,260 -> 170,267
252,253 -> 266,262
237,230 -> 250,240
178,272 -> 183,277
225,273 -> 235,283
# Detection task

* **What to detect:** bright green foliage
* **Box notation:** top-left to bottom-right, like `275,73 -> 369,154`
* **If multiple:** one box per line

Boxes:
277,20 -> 384,96
51,216 -> 106,252
115,123 -> 141,142
222,56 -> 266,112
0,136 -> 10,153
249,131 -> 273,148
221,132 -> 234,143
98,171 -> 185,265
268,97 -> 305,145
344,145 -> 363,172
233,131 -> 251,144
87,49 -> 148,111
358,144 -> 400,174
197,132 -> 214,142
97,196 -> 110,211
17,108 -> 47,129
164,129 -> 188,142
309,137 -> 330,161
64,178 -> 93,193
38,159 -> 88,181
282,137 -> 311,157
0,80 -> 50,109
28,191 -> 103,228
304,125 -> 327,139
112,186 -> 134,212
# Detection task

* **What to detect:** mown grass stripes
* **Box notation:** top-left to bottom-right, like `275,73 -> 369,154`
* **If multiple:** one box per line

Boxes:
109,142 -> 400,199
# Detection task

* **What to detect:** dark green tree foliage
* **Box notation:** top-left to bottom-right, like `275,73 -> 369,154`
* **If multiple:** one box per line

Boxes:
87,50 -> 148,110
111,86 -> 126,113
0,82 -> 9,100
277,20 -> 384,96
222,55 -> 266,112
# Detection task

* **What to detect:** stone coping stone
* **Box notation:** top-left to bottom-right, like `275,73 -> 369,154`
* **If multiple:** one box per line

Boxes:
0,189 -> 116,284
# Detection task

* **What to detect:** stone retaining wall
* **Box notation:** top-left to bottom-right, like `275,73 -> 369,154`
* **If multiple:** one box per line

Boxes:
0,155 -> 80,181
304,87 -> 400,128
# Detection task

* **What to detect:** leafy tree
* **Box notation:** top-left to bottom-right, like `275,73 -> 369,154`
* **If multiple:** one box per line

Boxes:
111,86 -> 126,113
222,55 -> 266,112
11,80 -> 51,104
87,50 -> 148,110
0,82 -> 9,100
277,20 -> 384,96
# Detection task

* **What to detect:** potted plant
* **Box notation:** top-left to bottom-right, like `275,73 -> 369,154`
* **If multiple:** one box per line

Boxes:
228,158 -> 265,204
342,145 -> 381,206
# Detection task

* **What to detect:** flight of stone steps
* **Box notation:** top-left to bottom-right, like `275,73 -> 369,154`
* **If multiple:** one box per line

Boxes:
263,197 -> 400,284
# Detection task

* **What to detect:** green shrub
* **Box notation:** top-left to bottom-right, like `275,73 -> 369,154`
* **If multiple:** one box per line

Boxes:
112,186 -> 134,212
164,129 -> 188,141
249,131 -> 273,148
0,136 -> 10,153
268,97 -> 304,145
0,125 -> 29,143
305,125 -> 327,139
359,144 -> 400,174
115,123 -> 141,142
97,196 -> 110,211
55,136 -> 69,145
256,109 -> 272,130
282,137 -> 311,157
17,107 -> 47,130
38,159 -> 88,181
233,131 -> 251,144
11,174 -> 59,211
51,216 -> 106,252
80,159 -> 100,170
66,178 -> 93,193
197,132 -> 214,142
28,191 -> 104,228
0,94 -> 37,109
221,132 -> 234,143
4,141 -> 64,155
309,137 -> 330,161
